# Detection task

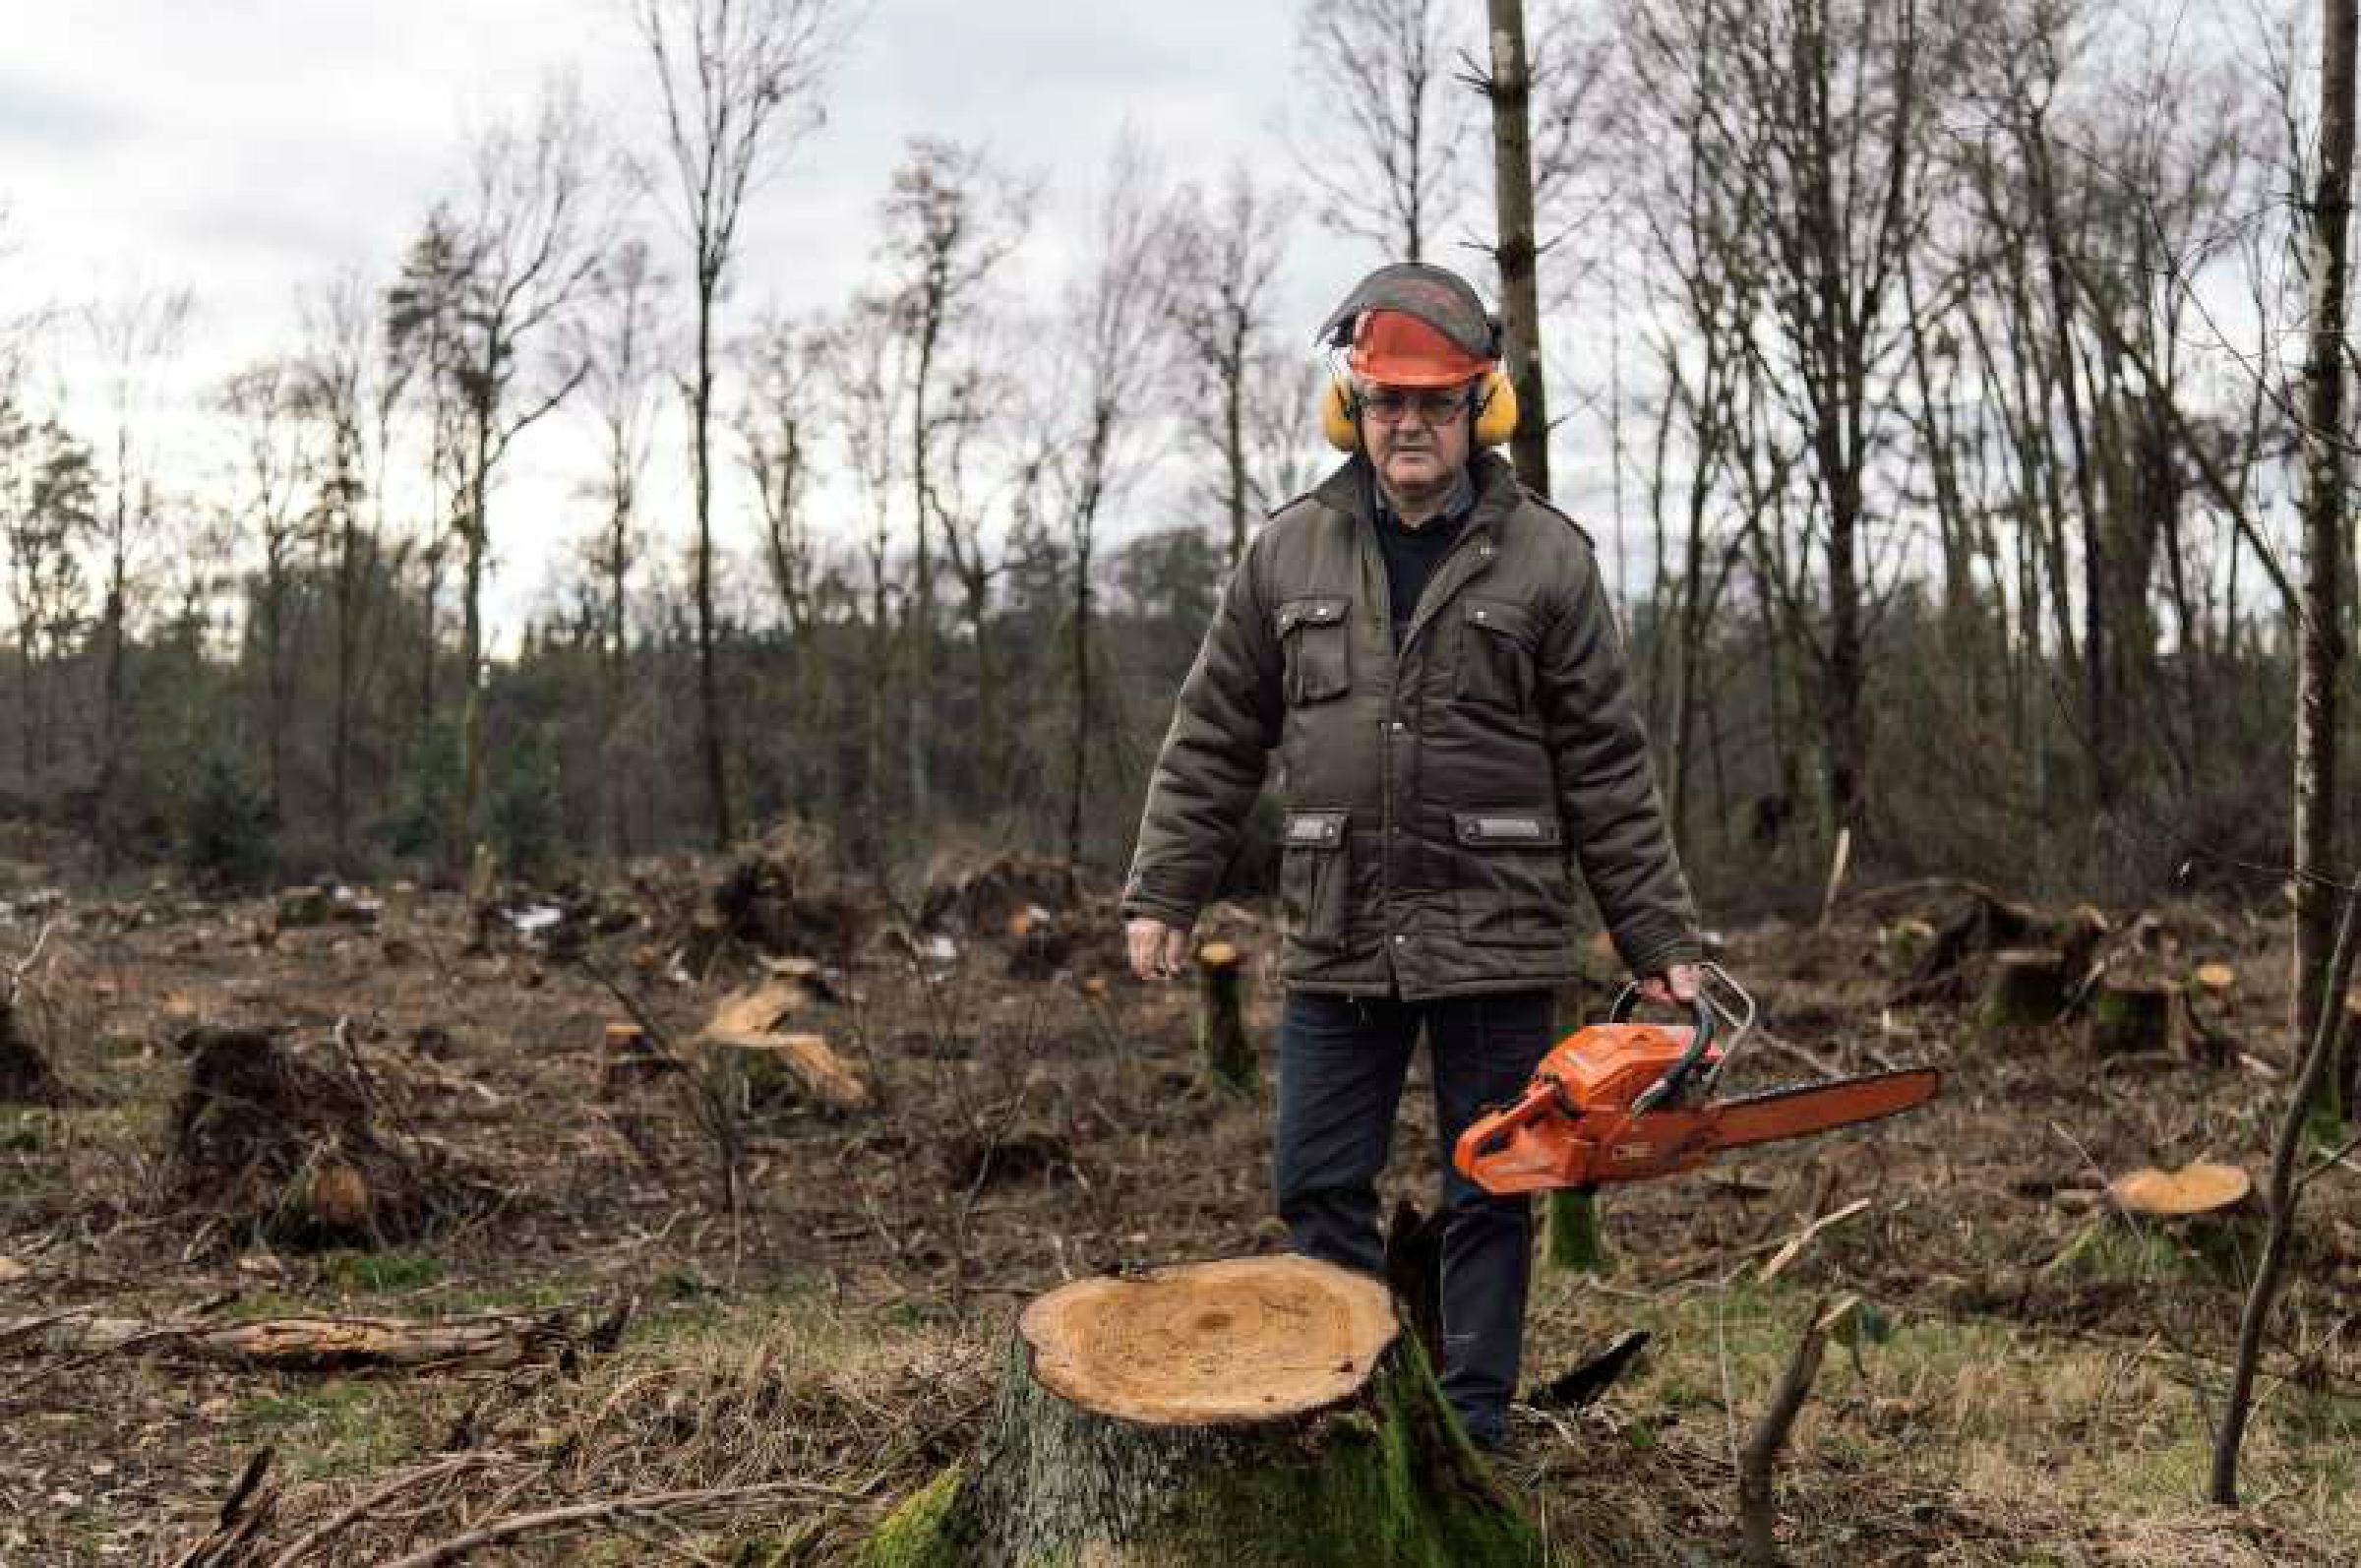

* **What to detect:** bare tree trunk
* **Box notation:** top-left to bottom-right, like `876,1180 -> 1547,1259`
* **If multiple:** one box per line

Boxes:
2295,0 -> 2357,1094
1483,0 -> 1549,496
693,296 -> 734,850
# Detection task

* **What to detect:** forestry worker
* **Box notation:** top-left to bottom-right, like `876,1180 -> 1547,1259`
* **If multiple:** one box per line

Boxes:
1119,262 -> 1703,1452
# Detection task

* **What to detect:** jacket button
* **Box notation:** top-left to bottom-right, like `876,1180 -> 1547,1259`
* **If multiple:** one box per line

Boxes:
1393,934 -> 1408,945
1390,720 -> 1406,733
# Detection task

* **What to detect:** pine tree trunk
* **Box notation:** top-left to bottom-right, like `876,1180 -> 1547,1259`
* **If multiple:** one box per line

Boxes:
1484,0 -> 1550,498
860,1256 -> 1537,1568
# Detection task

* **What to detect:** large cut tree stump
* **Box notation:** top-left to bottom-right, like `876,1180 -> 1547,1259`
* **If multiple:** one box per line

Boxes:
862,1255 -> 1537,1567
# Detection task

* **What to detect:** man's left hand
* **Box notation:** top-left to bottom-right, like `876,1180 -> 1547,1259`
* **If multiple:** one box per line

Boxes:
1638,962 -> 1702,1007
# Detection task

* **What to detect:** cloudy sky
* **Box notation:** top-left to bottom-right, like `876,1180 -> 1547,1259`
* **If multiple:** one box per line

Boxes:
6,0 -> 1440,629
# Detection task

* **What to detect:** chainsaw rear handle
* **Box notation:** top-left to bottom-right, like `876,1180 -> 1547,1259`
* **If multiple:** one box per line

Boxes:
1609,985 -> 1717,1114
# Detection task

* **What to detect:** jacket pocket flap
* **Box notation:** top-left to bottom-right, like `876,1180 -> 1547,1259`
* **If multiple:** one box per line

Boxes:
1454,811 -> 1562,848
1278,597 -> 1351,634
1283,809 -> 1350,849
1463,596 -> 1535,642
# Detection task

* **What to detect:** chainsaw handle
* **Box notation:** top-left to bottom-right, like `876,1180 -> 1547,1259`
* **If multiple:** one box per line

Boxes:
1608,988 -> 1718,1114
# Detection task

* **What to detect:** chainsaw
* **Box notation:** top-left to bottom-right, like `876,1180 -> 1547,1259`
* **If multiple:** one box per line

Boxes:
1453,966 -> 1939,1195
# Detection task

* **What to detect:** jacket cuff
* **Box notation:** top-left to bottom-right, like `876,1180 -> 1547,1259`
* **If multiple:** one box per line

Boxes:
1614,924 -> 1701,980
1120,887 -> 1199,930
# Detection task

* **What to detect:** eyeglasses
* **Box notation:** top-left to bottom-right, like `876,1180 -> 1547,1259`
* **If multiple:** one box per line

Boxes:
1359,388 -> 1473,425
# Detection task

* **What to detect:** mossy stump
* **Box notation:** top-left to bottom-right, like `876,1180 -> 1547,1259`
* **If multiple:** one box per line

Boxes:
1196,942 -> 1256,1096
860,1255 -> 1537,1568
1981,947 -> 2067,1028
2085,981 -> 2175,1055
1544,1187 -> 1604,1272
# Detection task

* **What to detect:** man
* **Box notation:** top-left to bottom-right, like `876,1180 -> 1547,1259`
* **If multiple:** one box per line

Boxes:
1120,262 -> 1701,1451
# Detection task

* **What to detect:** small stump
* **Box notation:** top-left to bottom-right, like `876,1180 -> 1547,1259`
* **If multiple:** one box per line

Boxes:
862,1255 -> 1536,1567
2085,981 -> 2175,1055
1981,948 -> 2067,1028
1196,941 -> 1256,1095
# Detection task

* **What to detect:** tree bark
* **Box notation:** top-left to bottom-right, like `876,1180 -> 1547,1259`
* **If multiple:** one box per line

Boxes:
1483,0 -> 1549,497
860,1256 -> 1536,1567
2295,0 -> 2357,1101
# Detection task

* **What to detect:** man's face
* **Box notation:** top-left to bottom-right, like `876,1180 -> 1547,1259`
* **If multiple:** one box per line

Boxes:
1362,381 -> 1475,495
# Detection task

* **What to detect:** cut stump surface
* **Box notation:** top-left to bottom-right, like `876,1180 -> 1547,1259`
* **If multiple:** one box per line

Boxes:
862,1254 -> 1537,1568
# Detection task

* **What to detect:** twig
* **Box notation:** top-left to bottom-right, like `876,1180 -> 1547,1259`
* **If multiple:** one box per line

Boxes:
2297,1127 -> 2361,1190
1756,1198 -> 1872,1282
265,1453 -> 511,1568
371,1478 -> 873,1568
1738,1297 -> 1833,1566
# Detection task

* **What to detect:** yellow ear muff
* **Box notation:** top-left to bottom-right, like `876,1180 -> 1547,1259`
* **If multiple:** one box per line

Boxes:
1474,371 -> 1519,448
1320,371 -> 1519,452
1321,379 -> 1359,452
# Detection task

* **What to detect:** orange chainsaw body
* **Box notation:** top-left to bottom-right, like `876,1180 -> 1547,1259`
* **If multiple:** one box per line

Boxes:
1456,1023 -> 1724,1194
1453,1019 -> 1940,1196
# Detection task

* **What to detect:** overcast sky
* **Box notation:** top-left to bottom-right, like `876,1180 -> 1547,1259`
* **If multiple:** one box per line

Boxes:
4,0 -> 1416,629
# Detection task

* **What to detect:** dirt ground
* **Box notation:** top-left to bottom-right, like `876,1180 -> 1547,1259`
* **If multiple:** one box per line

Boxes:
1,851 -> 2356,1566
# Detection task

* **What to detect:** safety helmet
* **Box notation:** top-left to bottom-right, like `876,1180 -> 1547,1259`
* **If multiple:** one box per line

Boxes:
1315,263 -> 1519,450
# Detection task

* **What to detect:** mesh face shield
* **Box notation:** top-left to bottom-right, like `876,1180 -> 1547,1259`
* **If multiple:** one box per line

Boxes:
1314,264 -> 1500,366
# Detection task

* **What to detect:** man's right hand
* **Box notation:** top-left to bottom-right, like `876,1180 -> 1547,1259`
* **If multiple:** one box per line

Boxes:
1125,917 -> 1190,981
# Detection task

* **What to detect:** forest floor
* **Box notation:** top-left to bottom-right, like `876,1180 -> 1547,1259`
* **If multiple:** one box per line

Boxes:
1,838 -> 2357,1566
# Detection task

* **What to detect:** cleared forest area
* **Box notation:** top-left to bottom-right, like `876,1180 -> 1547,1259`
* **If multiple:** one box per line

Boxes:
0,834 -> 2355,1564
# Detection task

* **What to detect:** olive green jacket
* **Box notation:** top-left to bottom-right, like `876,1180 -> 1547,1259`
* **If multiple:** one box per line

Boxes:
1121,451 -> 1700,999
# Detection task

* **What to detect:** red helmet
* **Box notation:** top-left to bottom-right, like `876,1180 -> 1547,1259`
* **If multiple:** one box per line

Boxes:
1349,309 -> 1491,387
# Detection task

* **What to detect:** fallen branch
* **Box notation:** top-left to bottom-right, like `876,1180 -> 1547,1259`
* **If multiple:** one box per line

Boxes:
372,1477 -> 875,1568
1738,1297 -> 1835,1566
0,1307 -> 592,1375
168,1449 -> 279,1568
1756,1198 -> 1872,1282
265,1453 -> 512,1568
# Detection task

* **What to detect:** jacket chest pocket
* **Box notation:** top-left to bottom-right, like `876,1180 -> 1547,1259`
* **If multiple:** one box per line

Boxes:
1277,596 -> 1352,705
1455,595 -> 1538,713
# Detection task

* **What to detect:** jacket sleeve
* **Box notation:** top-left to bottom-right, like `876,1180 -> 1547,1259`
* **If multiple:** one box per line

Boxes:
1537,544 -> 1702,978
1120,540 -> 1284,929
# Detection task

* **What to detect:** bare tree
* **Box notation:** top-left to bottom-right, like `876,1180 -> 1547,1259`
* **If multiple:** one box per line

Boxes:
2292,0 -> 2357,1099
0,410 -> 95,787
214,359 -> 319,819
1471,0 -> 1549,492
1291,0 -> 1472,260
581,236 -> 667,861
875,137 -> 1033,820
1042,137 -> 1181,887
1169,161 -> 1293,565
635,0 -> 851,851
389,81 -> 609,867
82,283 -> 195,867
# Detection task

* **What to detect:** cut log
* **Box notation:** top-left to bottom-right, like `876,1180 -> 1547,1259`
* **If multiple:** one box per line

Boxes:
0,1307 -> 594,1371
861,1255 -> 1537,1567
1196,941 -> 1256,1095
698,978 -> 870,1114
1981,948 -> 2068,1027
2085,981 -> 2176,1055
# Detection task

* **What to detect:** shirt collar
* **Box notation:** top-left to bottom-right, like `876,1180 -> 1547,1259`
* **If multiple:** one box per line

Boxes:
1370,466 -> 1478,532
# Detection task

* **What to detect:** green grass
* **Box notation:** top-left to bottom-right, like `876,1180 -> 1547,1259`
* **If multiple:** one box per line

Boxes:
320,1251 -> 444,1294
232,1378 -> 429,1479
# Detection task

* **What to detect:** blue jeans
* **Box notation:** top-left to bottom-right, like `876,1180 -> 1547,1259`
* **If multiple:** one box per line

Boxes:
1274,988 -> 1556,1446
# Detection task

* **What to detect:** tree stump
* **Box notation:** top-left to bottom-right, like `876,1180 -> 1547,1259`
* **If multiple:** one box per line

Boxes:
1196,941 -> 1256,1095
2085,981 -> 2175,1055
1981,948 -> 2067,1027
861,1255 -> 1537,1567
1544,1187 -> 1604,1272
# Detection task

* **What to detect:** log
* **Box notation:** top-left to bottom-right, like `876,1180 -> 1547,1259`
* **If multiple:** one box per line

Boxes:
861,1255 -> 1537,1567
1196,941 -> 1256,1095
2085,981 -> 2176,1055
1980,948 -> 2067,1027
0,1308 -> 590,1371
